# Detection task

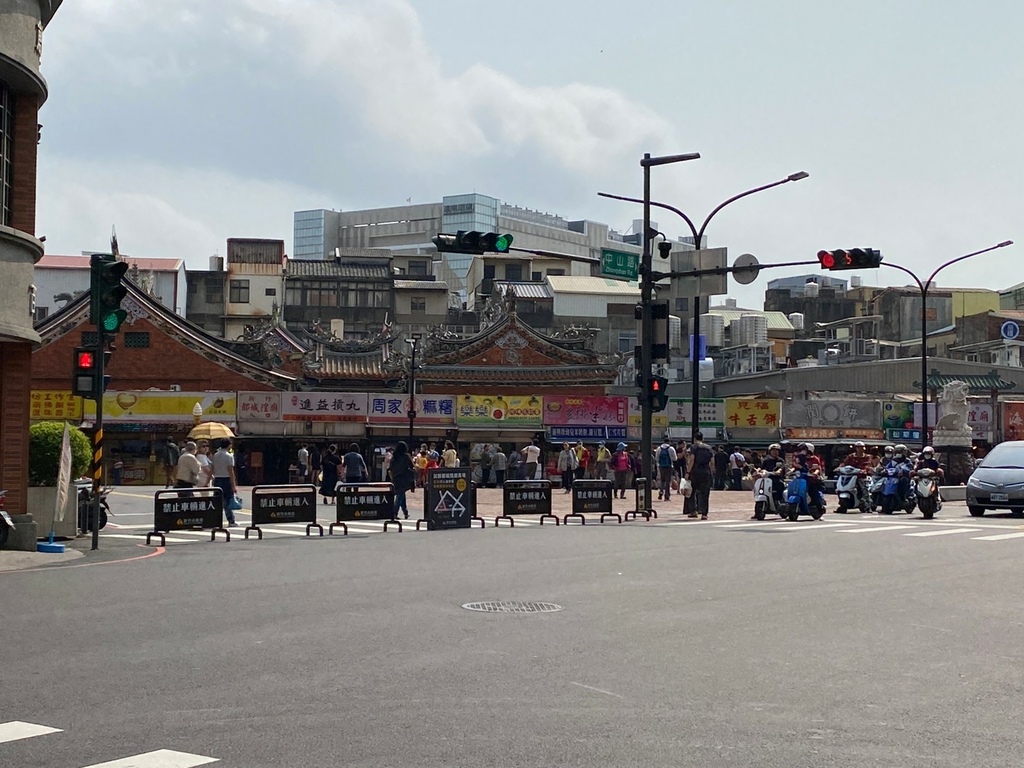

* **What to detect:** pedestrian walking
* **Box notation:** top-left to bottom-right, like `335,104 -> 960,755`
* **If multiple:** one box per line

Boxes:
686,432 -> 714,519
174,441 -> 202,489
342,443 -> 369,483
656,439 -> 677,500
611,442 -> 631,498
195,441 -> 212,487
309,443 -> 322,485
388,441 -> 416,519
414,448 -> 429,487
557,442 -> 578,493
442,440 -> 459,469
320,444 -> 341,504
713,445 -> 729,491
506,446 -> 522,480
381,446 -> 393,482
523,440 -> 541,481
211,439 -> 239,526
729,446 -> 746,490
594,441 -> 611,480
574,442 -> 590,481
494,446 -> 507,486
297,443 -> 309,483
479,445 -> 493,487
163,436 -> 180,488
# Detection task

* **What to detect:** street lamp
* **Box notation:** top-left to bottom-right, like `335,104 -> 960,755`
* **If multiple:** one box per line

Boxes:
882,240 -> 1013,450
192,402 -> 203,426
405,334 -> 421,445
600,170 -> 809,441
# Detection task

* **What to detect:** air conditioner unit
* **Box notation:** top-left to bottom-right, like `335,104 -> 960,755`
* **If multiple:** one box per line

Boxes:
169,384 -> 181,391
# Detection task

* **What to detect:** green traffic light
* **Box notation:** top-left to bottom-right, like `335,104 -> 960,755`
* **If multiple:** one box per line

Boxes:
101,309 -> 127,333
495,234 -> 513,252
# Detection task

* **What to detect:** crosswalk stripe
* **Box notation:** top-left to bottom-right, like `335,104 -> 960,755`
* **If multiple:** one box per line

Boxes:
0,721 -> 62,744
903,528 -> 983,537
770,522 -> 857,532
970,531 -> 1024,541
839,524 -> 919,533
715,521 -> 782,529
82,748 -> 219,767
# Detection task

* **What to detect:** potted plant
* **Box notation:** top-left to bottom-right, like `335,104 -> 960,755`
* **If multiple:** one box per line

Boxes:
27,421 -> 92,539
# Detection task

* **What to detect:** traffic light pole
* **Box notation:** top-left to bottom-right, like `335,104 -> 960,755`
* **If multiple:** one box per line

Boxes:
91,331 -> 105,551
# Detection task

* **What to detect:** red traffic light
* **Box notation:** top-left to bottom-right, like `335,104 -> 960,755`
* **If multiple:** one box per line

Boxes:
651,379 -> 662,391
818,248 -> 882,271
817,250 -> 836,269
76,350 -> 95,369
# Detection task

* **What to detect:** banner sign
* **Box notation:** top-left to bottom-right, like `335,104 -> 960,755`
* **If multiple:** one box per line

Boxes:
502,481 -> 552,516
30,391 -> 82,421
667,398 -> 725,428
1003,402 -> 1024,441
368,394 -> 456,425
726,398 -> 780,429
548,425 -> 627,442
543,395 -> 628,427
336,486 -> 396,521
283,392 -> 367,422
783,399 -> 880,429
887,428 -> 923,442
456,395 -> 543,428
86,392 -> 236,423
627,397 -> 671,429
237,391 -> 282,421
786,427 -> 886,441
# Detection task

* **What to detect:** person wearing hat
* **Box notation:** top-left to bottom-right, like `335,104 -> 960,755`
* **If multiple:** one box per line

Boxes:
611,442 -> 631,498
594,441 -> 611,481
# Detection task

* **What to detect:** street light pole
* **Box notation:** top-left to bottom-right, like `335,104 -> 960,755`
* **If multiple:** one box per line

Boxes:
601,171 -> 809,440
406,334 -> 421,446
637,152 -> 700,516
882,240 -> 1013,450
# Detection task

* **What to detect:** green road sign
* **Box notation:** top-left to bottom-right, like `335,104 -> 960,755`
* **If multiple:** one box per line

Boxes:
600,249 -> 639,281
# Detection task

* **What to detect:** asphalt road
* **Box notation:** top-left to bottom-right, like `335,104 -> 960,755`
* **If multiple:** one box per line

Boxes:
4,493 -> 1024,767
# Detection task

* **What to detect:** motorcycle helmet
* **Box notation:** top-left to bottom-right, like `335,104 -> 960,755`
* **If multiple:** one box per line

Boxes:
768,443 -> 781,452
884,445 -> 895,455
895,443 -> 908,456
854,441 -> 866,448
922,446 -> 935,456
804,443 -> 814,453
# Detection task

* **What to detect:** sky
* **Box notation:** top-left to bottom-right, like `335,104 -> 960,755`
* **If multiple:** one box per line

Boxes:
36,0 -> 1023,309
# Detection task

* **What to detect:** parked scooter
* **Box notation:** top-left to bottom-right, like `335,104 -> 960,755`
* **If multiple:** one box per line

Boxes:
913,468 -> 942,519
834,465 -> 868,513
77,484 -> 111,533
879,464 -> 916,514
784,468 -> 825,521
867,468 -> 885,512
752,469 -> 787,520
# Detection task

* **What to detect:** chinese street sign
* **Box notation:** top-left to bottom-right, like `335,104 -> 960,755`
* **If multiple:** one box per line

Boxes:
600,249 -> 640,281
456,394 -> 543,428
282,392 -> 367,422
666,398 -> 725,428
725,398 -> 780,430
237,391 -> 282,421
368,394 -> 455,425
30,390 -> 83,421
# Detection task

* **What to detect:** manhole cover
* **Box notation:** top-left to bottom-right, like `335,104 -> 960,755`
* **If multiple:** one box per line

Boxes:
462,601 -> 564,614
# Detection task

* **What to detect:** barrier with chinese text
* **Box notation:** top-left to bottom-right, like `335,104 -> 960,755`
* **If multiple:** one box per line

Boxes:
246,484 -> 322,539
498,480 -> 554,526
333,482 -> 396,534
147,488 -> 227,546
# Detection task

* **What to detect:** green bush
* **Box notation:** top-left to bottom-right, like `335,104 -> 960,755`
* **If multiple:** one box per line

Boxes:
28,422 -> 92,487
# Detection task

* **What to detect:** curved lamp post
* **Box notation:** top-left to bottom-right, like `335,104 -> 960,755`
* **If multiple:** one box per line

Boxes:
882,240 -> 1013,449
600,171 -> 809,440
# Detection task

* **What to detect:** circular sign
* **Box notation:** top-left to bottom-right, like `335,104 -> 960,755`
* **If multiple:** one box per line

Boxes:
1001,320 -> 1020,340
732,253 -> 760,285
456,478 -> 467,492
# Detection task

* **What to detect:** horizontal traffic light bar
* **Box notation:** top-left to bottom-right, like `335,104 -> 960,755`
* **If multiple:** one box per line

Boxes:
432,231 -> 514,255
817,248 -> 882,271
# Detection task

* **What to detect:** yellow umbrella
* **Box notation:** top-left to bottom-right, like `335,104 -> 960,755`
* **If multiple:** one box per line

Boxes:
188,422 -> 235,441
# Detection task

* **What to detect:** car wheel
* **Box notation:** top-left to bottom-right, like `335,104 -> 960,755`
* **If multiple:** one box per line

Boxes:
968,506 -> 985,517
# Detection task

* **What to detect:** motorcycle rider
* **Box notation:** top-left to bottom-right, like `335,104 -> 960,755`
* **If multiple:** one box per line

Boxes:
793,442 -> 825,512
841,441 -> 873,509
876,444 -> 895,469
913,446 -> 944,479
751,443 -> 786,518
885,443 -> 915,505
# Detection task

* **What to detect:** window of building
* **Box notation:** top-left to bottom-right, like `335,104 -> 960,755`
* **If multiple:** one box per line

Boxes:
0,83 -> 11,226
33,306 -> 48,323
229,279 -> 250,304
265,287 -> 277,297
674,298 -> 689,312
408,260 -> 429,277
124,331 -> 150,348
547,268 -> 565,277
81,331 -> 100,348
532,272 -> 542,282
483,265 -> 496,280
619,332 -> 638,354
411,297 -> 427,313
505,264 -> 523,282
205,281 -> 223,304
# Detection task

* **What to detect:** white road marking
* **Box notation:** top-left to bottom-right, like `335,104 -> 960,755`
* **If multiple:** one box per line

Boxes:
714,521 -> 785,529
903,528 -> 983,537
771,523 -> 857,532
839,524 -> 919,533
82,749 -> 219,767
0,721 -> 62,744
570,682 -> 624,699
970,532 -> 1024,541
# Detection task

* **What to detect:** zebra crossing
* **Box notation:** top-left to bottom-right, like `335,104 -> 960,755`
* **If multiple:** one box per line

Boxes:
669,517 -> 1024,543
0,720 -> 218,766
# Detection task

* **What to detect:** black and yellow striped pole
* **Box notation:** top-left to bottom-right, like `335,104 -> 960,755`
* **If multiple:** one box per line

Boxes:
91,330 -> 105,551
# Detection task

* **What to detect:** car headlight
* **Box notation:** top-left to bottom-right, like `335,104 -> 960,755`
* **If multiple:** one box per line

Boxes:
967,476 -> 982,488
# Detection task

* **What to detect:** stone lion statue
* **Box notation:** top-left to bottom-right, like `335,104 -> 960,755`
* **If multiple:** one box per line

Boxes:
934,381 -> 971,433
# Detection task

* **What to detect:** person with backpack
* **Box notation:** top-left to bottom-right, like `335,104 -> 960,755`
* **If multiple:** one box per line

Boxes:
656,439 -> 677,501
729,446 -> 746,490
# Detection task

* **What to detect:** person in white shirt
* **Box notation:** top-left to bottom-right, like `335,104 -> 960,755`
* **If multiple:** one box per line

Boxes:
195,442 -> 213,487
523,441 -> 542,480
729,448 -> 746,491
211,439 -> 239,527
175,442 -> 202,489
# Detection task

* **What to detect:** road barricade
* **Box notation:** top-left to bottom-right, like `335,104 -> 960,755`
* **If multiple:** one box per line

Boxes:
569,479 -> 618,524
498,480 -> 556,526
333,482 -> 396,534
626,477 -> 654,521
245,484 -> 322,540
147,488 -> 227,546
425,467 -> 481,530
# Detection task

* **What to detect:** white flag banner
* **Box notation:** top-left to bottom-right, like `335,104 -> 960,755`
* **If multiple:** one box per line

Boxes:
55,422 -> 72,523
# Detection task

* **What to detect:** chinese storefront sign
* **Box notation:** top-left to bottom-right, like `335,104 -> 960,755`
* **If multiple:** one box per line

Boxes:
30,391 -> 82,420
282,392 -> 368,422
1003,402 -> 1024,441
543,395 -> 628,427
86,392 -> 236,423
237,391 -> 282,421
627,397 -> 670,429
725,398 -> 780,430
457,394 -> 543,427
783,399 -> 881,429
367,394 -> 456,425
967,403 -> 994,440
666,398 -> 725,428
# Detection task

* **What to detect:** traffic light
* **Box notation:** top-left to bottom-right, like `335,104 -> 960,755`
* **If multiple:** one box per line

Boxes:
647,375 -> 669,412
89,254 -> 129,334
816,248 -> 882,271
431,231 -> 514,254
72,347 -> 99,399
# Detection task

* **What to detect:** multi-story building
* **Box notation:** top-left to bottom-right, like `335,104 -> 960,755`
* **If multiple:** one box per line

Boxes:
1,0 -> 63,528
185,256 -> 226,336
870,286 -> 1000,358
763,273 -> 872,333
221,238 -> 286,341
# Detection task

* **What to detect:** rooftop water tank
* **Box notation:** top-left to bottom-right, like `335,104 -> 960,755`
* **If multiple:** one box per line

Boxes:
850,275 -> 862,288
701,313 -> 726,348
788,312 -> 805,331
724,297 -> 738,308
804,280 -> 820,298
733,314 -> 768,346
